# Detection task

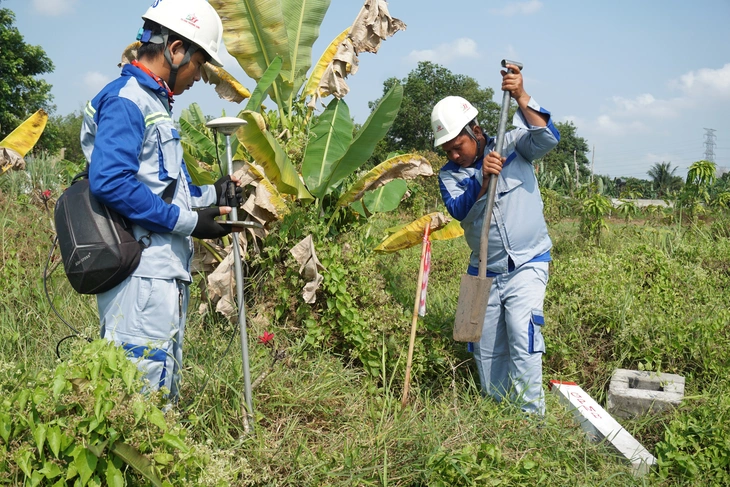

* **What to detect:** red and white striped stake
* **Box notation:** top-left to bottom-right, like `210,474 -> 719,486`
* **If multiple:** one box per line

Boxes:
418,240 -> 431,317
402,223 -> 431,406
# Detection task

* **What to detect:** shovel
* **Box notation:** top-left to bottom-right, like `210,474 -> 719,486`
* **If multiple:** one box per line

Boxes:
453,59 -> 522,342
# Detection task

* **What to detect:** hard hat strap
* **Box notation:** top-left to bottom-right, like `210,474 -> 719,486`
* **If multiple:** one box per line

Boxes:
463,121 -> 482,163
162,36 -> 199,94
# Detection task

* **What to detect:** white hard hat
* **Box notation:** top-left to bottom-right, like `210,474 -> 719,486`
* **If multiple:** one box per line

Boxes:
141,0 -> 224,67
431,96 -> 479,147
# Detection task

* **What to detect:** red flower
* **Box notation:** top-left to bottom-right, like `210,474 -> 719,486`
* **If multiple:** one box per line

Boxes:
258,331 -> 274,345
41,189 -> 52,199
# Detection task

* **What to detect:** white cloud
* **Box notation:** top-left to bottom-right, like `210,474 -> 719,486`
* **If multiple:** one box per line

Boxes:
583,64 -> 730,143
489,1 -> 543,17
83,72 -> 112,95
609,93 -> 685,119
587,114 -> 647,138
407,38 -> 480,64
32,0 -> 78,16
670,63 -> 730,100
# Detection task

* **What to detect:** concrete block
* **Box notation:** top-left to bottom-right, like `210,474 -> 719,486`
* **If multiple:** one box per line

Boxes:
550,380 -> 656,476
607,369 -> 685,419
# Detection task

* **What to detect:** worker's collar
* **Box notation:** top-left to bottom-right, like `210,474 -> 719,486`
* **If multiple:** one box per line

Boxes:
131,60 -> 174,108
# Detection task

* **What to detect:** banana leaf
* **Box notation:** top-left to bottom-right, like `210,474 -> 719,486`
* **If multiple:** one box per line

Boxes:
302,28 -> 349,101
183,152 -> 215,186
375,212 -> 452,253
355,179 -> 407,215
337,153 -> 431,207
201,63 -> 252,103
281,0 -> 331,103
247,163 -> 290,218
210,0 -> 291,109
179,117 -> 217,164
210,0 -> 291,81
245,56 -> 283,112
181,103 -> 208,128
0,109 -> 48,157
238,110 -> 313,202
301,97 -> 353,198
430,218 -> 464,240
324,83 -> 403,191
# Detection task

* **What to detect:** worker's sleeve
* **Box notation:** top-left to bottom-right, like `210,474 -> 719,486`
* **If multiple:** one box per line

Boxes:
88,96 -> 187,234
439,163 -> 483,221
510,98 -> 561,163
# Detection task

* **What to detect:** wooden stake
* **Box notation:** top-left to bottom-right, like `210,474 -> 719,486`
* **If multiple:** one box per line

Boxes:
402,224 -> 431,407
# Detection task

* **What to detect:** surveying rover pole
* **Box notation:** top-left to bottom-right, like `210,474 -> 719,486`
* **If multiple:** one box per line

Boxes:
205,117 -> 253,428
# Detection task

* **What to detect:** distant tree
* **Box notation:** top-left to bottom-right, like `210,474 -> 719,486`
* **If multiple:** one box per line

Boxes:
38,111 -> 84,162
371,61 -> 500,157
538,121 -> 590,183
647,161 -> 683,197
614,177 -> 652,199
0,3 -> 55,139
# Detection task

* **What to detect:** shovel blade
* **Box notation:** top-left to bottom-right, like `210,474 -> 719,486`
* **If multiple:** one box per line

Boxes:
453,274 -> 493,342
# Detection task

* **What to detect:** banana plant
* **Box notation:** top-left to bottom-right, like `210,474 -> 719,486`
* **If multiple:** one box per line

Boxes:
175,0 -> 410,206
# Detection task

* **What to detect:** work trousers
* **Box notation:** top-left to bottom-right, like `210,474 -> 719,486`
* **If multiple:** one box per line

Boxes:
97,276 -> 189,401
472,261 -> 548,415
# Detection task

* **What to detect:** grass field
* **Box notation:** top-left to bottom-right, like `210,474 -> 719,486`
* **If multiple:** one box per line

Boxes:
1,156 -> 729,485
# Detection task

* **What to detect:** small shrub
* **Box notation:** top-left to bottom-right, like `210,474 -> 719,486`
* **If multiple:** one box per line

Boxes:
655,393 -> 730,482
0,340 -> 247,486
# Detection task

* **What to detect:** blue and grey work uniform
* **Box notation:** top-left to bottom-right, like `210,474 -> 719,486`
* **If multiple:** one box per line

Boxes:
439,97 -> 560,414
80,63 -> 216,399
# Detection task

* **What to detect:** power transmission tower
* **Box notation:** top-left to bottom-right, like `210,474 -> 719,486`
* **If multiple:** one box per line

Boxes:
703,128 -> 716,162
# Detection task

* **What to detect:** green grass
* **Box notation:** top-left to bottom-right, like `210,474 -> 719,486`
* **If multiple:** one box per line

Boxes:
2,156 -> 730,485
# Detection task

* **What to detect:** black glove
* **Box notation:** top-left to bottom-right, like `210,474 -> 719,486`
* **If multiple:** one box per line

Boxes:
214,175 -> 243,207
191,207 -> 233,239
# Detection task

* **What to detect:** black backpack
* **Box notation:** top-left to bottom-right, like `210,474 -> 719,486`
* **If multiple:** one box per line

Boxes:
54,169 -> 177,294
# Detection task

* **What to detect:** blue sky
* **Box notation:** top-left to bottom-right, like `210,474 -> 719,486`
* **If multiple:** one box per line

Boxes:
9,0 -> 730,179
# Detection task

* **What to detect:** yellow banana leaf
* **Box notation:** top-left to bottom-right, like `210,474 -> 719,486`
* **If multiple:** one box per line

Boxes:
375,212 -> 451,253
430,218 -> 464,241
302,28 -> 349,100
201,64 -> 252,104
246,163 -> 290,218
337,153 -> 432,207
0,109 -> 48,157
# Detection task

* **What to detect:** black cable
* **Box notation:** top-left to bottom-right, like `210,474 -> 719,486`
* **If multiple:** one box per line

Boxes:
44,236 -> 92,359
181,315 -> 239,411
213,129 -> 224,180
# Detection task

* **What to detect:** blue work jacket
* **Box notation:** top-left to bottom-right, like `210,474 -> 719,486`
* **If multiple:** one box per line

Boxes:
438,97 -> 560,275
81,63 -> 216,282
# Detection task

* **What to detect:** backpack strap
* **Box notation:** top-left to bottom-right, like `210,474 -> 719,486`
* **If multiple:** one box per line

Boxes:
74,164 -> 181,249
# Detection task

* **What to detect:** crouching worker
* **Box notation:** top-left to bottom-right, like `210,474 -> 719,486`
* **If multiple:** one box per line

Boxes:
81,0 -> 240,401
431,64 -> 560,414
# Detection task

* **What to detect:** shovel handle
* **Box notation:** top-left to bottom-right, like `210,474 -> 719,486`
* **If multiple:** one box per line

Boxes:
477,60 -> 522,277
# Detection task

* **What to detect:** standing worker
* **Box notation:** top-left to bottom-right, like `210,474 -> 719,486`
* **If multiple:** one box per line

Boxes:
81,0 -> 240,401
431,64 -> 560,414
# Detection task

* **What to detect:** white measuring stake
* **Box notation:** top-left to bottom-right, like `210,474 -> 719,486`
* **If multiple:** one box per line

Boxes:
549,380 -> 657,476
